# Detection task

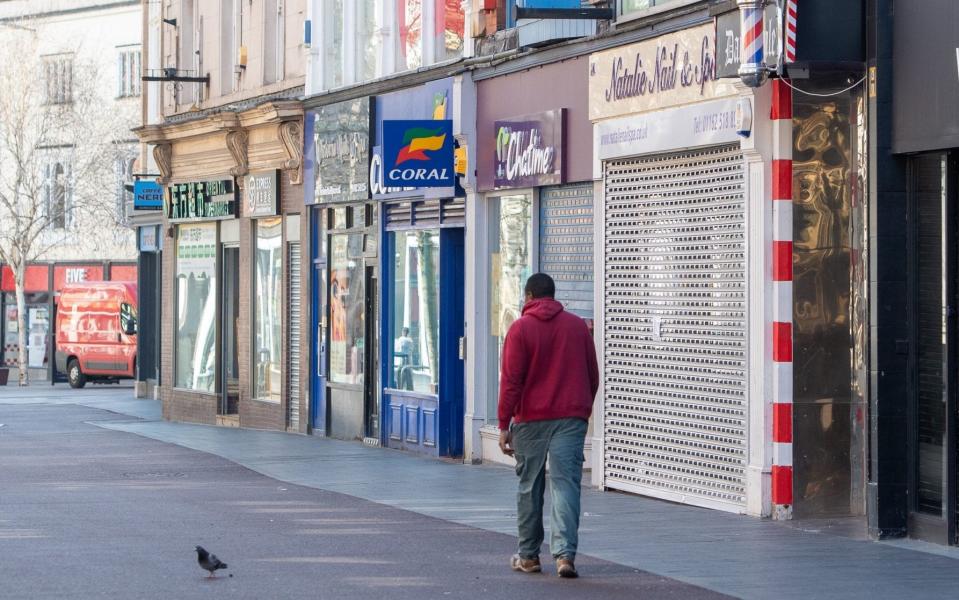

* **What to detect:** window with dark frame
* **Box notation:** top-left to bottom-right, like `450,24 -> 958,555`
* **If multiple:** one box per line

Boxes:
43,55 -> 73,105
115,154 -> 137,224
44,161 -> 72,229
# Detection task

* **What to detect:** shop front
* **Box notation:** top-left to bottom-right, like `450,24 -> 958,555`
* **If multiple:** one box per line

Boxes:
0,261 -> 137,383
137,101 -> 305,431
886,0 -> 959,544
472,56 -> 595,465
588,23 -> 773,515
304,97 -> 377,441
373,78 -> 467,457
132,180 -> 165,398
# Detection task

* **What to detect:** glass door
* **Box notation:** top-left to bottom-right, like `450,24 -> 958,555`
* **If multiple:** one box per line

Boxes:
220,245 -> 240,417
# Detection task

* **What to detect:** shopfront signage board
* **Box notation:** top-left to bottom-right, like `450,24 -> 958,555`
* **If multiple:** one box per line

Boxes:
715,6 -> 784,79
494,109 -> 565,189
589,23 -> 738,121
244,170 -> 279,217
593,97 -> 742,177
308,98 -> 371,205
133,180 -> 163,210
382,120 -> 455,188
165,179 -> 237,222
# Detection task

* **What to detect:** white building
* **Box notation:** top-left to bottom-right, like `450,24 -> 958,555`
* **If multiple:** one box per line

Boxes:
0,0 -> 140,263
0,0 -> 140,380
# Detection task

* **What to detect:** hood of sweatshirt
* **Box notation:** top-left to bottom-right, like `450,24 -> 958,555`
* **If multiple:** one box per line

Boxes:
522,298 -> 564,321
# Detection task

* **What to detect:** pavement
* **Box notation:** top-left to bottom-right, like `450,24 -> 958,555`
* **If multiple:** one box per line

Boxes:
3,384 -> 959,599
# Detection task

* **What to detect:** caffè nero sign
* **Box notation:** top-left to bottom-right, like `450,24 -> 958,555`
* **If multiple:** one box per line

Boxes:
589,23 -> 737,121
494,109 -> 564,189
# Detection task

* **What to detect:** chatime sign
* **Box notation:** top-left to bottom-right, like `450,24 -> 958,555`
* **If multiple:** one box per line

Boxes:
493,109 -> 564,189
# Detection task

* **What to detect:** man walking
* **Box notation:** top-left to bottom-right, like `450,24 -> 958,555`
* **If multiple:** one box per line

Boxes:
498,273 -> 599,579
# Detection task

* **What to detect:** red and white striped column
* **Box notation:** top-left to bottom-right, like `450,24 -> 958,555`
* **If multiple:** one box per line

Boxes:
770,77 -> 793,519
784,0 -> 798,64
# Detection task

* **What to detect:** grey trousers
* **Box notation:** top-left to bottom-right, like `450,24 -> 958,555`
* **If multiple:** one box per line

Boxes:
511,418 -> 588,561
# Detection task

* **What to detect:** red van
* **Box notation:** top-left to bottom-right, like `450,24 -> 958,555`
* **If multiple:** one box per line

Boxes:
55,282 -> 138,388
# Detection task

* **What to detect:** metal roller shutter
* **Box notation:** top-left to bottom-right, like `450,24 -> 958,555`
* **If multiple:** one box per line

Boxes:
287,242 -> 302,432
603,143 -> 747,511
540,183 -> 594,321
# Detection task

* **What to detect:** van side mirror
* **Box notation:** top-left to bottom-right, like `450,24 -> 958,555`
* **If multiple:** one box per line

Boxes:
119,302 -> 137,336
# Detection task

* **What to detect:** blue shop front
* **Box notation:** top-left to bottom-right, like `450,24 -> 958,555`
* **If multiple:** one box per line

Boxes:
304,97 -> 377,442
372,78 -> 467,457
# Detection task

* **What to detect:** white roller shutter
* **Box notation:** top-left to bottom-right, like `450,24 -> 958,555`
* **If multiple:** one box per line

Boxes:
287,242 -> 302,432
603,144 -> 747,512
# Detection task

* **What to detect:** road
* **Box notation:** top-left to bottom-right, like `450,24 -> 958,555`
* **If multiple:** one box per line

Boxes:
0,400 -> 728,599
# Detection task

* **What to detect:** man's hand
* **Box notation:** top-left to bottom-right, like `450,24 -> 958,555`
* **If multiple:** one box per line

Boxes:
498,429 -> 514,456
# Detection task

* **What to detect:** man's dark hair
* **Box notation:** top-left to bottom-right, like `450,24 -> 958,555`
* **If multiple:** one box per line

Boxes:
524,273 -> 555,299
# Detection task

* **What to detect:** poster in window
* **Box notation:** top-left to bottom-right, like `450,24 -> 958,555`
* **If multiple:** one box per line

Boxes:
175,223 -> 217,392
329,233 -> 365,385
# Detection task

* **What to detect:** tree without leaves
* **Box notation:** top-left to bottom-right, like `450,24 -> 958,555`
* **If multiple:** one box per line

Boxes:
0,24 -> 137,385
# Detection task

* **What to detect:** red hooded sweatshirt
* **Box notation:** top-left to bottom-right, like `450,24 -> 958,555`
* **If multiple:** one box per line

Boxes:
497,298 -> 599,430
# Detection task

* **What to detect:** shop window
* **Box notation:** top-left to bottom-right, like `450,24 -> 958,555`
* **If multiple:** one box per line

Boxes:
1,293 -> 51,369
174,223 -> 217,392
116,47 -> 141,98
487,193 -> 534,422
253,218 -> 283,401
329,233 -> 365,385
390,229 -> 440,394
620,0 -> 685,18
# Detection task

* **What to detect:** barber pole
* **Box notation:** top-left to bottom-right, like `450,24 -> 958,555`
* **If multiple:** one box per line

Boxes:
737,0 -> 767,87
770,78 -> 793,519
784,0 -> 798,62
742,6 -> 763,65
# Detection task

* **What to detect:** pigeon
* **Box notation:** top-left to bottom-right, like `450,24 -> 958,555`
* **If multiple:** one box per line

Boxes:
195,545 -> 228,578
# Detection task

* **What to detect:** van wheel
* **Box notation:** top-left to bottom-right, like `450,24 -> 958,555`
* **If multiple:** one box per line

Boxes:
68,359 -> 86,389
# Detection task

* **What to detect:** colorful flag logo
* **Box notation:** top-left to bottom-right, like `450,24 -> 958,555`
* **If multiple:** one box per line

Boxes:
383,119 -> 454,188
395,127 -> 448,165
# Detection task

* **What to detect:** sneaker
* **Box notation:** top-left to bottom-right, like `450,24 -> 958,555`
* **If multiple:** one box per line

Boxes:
510,554 -> 541,573
556,558 -> 578,579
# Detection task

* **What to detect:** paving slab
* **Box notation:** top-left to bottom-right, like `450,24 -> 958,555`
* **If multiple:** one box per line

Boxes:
4,386 -> 959,599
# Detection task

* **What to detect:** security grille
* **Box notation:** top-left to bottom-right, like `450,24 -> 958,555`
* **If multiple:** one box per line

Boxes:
603,144 -> 747,511
540,183 -> 594,321
384,198 -> 466,229
286,242 -> 302,432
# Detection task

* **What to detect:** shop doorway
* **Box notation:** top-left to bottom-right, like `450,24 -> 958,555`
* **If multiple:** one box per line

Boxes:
908,152 -> 958,544
219,245 -> 240,420
310,207 -> 326,433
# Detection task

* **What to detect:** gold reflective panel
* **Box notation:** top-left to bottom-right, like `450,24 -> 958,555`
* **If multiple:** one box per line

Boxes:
792,80 -> 868,518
